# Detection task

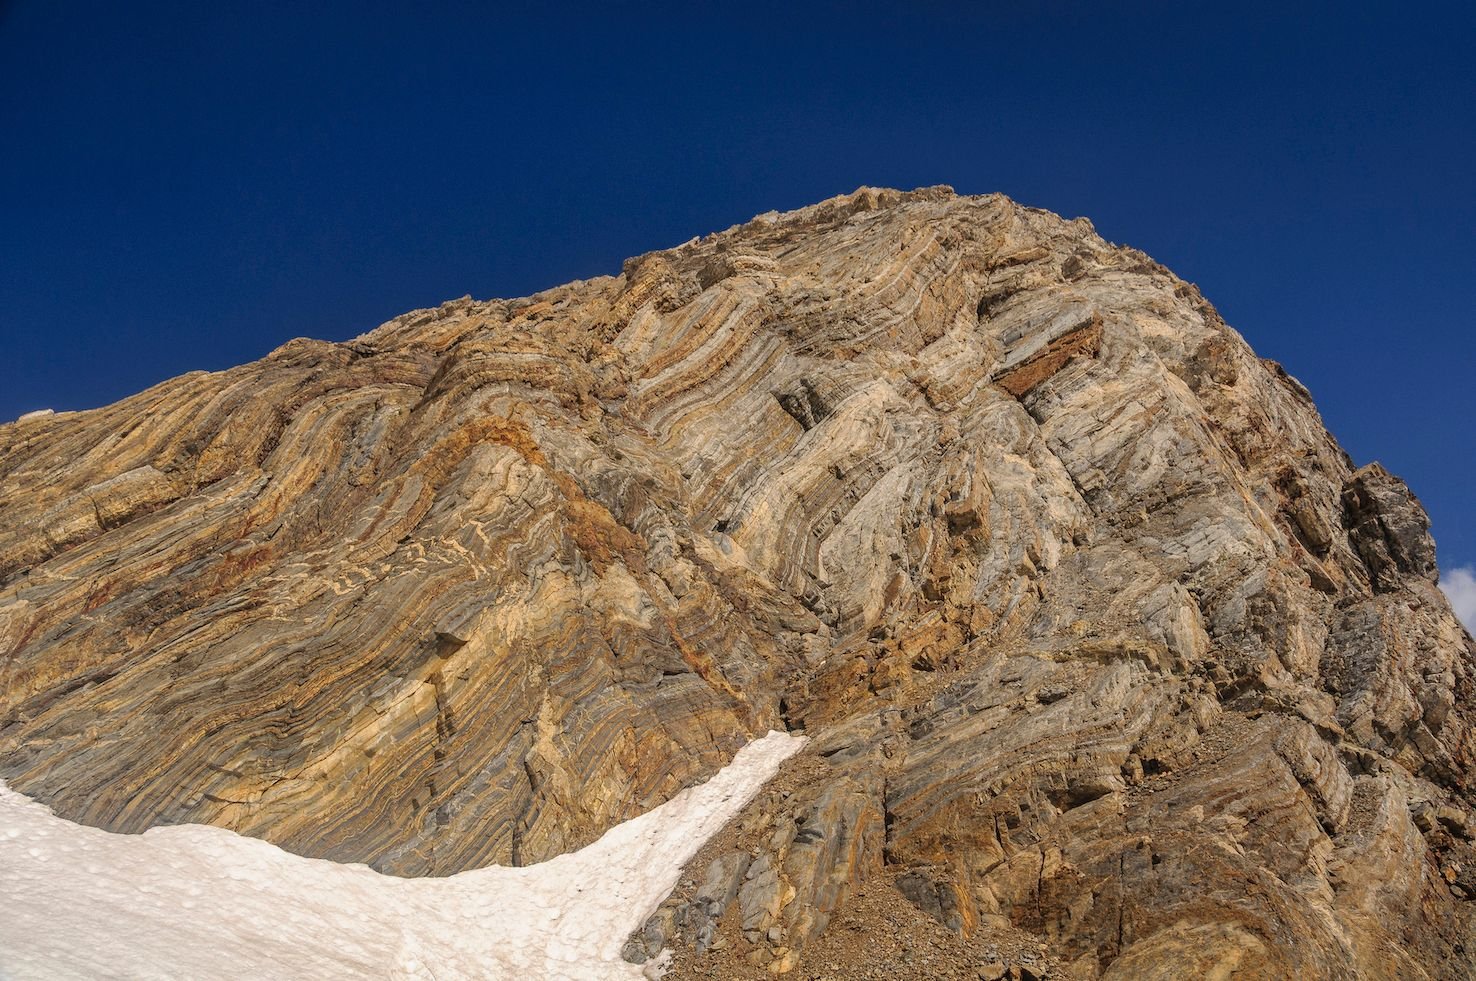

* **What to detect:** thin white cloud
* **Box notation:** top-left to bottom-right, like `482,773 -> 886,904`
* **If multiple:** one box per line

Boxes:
1441,566 -> 1476,633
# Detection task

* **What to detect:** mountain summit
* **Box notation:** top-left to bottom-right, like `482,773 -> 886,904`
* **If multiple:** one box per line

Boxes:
1,187 -> 1471,977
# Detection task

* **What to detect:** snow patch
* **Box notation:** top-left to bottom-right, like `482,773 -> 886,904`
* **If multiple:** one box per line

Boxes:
0,730 -> 804,980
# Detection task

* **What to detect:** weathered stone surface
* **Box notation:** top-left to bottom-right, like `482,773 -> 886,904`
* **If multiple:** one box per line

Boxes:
1343,462 -> 1440,590
1,186 -> 1473,976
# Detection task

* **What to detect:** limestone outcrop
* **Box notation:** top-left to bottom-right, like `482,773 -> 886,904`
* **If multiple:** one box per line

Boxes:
1,187 -> 1472,977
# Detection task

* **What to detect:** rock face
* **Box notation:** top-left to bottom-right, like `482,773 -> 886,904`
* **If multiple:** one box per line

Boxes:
1,187 -> 1472,977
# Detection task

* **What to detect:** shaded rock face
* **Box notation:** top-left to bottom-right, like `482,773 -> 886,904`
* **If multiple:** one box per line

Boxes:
1,187 -> 1472,976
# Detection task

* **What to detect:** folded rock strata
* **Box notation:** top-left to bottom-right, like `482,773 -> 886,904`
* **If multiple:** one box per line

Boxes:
1,187 -> 1472,977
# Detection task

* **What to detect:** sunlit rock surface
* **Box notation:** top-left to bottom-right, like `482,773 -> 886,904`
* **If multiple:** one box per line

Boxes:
1,187 -> 1472,977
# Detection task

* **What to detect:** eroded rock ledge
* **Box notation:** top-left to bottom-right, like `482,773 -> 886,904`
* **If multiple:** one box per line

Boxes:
1,187 -> 1472,977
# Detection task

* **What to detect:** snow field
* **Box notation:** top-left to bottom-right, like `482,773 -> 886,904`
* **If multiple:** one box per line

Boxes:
0,730 -> 805,980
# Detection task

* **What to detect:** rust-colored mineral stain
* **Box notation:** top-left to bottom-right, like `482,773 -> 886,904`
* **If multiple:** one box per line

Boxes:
995,314 -> 1104,398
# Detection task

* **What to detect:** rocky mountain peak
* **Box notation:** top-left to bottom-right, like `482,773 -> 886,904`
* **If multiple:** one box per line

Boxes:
1,189 -> 1471,977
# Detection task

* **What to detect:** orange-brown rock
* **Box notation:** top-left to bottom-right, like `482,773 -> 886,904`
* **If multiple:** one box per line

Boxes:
2,187 -> 1472,977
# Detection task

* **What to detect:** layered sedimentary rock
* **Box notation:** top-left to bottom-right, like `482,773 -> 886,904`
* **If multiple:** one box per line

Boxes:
1,187 -> 1472,977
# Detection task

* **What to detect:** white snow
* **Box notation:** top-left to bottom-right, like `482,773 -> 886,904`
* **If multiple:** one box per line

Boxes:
0,730 -> 804,980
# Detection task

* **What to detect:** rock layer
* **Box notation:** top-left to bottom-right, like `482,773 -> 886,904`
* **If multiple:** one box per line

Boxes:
1,187 -> 1472,976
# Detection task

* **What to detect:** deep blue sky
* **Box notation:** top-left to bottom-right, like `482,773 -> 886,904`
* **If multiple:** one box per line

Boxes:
2,2 -> 1472,569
